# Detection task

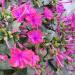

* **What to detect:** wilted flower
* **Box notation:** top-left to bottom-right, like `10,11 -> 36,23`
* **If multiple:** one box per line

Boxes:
55,51 -> 73,67
27,30 -> 43,44
0,0 -> 5,10
0,54 -> 8,61
64,43 -> 75,55
71,13 -> 75,29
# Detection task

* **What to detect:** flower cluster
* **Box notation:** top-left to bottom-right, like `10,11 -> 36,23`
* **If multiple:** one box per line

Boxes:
0,0 -> 75,75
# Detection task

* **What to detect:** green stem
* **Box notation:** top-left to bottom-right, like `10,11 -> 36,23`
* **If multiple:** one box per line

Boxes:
4,37 -> 11,50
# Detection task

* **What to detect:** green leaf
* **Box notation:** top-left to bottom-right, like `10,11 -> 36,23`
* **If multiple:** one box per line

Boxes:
41,0 -> 51,5
12,21 -> 21,32
8,38 -> 14,48
0,13 -> 3,21
13,68 -> 27,75
0,43 -> 10,55
33,0 -> 43,7
0,61 -> 12,70
48,59 -> 57,71
4,70 -> 15,75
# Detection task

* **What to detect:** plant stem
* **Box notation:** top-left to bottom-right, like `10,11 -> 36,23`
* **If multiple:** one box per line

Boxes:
4,37 -> 11,50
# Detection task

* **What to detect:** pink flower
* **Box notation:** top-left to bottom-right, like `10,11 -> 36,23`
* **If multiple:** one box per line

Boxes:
24,2 -> 36,16
11,4 -> 25,22
27,30 -> 43,44
56,3 -> 65,15
26,13 -> 42,28
44,7 -> 53,20
9,48 -> 40,69
61,16 -> 72,26
0,54 -> 8,61
11,2 -> 42,27
11,2 -> 36,22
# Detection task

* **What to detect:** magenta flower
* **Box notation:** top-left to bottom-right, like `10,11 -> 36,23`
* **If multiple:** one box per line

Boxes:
61,16 -> 72,26
11,2 -> 36,22
44,7 -> 53,20
9,48 -> 40,69
11,4 -> 25,22
24,2 -> 36,16
27,30 -> 43,44
26,13 -> 42,28
23,49 -> 40,67
56,3 -> 65,15
12,2 -> 42,27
